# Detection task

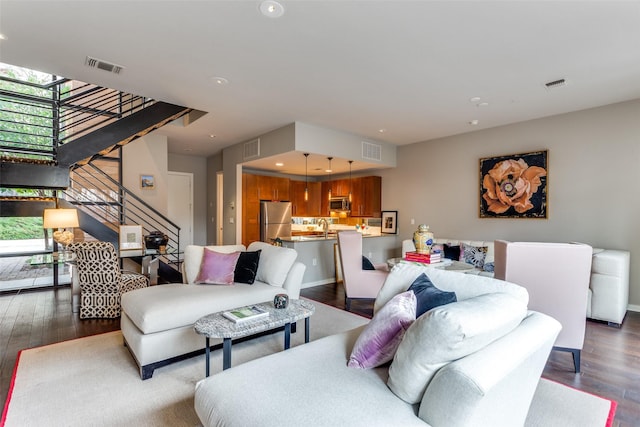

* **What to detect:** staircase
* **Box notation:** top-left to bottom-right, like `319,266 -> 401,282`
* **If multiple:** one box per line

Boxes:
1,65 -> 200,281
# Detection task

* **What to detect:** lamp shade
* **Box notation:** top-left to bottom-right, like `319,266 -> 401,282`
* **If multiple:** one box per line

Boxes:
43,208 -> 79,229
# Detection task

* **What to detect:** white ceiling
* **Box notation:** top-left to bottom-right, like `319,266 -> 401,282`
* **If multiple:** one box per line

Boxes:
2,0 -> 640,176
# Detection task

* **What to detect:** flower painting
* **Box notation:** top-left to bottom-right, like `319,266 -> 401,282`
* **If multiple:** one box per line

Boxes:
479,150 -> 548,218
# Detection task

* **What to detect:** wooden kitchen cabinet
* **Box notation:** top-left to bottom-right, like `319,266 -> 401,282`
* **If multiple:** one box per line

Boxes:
320,181 -> 331,216
257,176 -> 290,201
290,180 -> 321,217
242,174 -> 261,246
350,176 -> 382,217
331,178 -> 350,197
319,176 -> 381,217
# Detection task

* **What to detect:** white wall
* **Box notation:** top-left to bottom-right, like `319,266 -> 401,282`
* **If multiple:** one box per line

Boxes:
378,99 -> 640,307
122,133 -> 168,215
168,153 -> 207,246
295,122 -> 396,169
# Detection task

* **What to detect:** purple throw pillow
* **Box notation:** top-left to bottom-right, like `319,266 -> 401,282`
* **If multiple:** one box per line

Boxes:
348,291 -> 417,369
195,249 -> 241,285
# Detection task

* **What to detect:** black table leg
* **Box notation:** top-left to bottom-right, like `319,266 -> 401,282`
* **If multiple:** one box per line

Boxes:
305,317 -> 310,343
223,338 -> 232,370
205,337 -> 210,377
284,322 -> 291,349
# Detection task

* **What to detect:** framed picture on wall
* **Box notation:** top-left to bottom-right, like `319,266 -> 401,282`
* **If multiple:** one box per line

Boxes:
381,211 -> 398,234
479,150 -> 548,218
119,225 -> 143,250
141,174 -> 155,189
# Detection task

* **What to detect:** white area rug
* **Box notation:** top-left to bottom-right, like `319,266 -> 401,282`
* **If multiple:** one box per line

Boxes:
2,299 -> 616,427
2,299 -> 369,427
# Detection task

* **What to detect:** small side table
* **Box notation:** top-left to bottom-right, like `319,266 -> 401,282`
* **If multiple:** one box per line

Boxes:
194,299 -> 315,377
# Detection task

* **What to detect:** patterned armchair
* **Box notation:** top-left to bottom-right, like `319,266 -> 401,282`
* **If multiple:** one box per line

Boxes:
68,241 -> 149,319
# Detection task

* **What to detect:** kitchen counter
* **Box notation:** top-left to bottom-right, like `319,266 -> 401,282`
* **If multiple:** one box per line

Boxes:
281,233 -> 382,242
281,234 -> 398,288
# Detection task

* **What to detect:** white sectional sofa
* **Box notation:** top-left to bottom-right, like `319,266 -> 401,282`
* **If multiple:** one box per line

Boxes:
195,264 -> 561,427
120,241 -> 306,379
407,238 -> 631,326
588,248 -> 630,326
433,237 -> 496,276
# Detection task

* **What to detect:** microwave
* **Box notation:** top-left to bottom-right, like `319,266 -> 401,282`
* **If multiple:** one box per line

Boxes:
329,196 -> 350,213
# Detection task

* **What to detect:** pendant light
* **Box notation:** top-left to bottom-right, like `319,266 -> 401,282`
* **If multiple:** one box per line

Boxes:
348,160 -> 353,203
303,153 -> 309,201
327,157 -> 333,201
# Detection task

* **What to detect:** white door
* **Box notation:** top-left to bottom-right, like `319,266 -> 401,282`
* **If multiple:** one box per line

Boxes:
168,172 -> 193,250
216,171 -> 223,245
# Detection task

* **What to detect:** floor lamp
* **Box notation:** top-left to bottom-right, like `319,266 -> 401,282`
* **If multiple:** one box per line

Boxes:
43,208 -> 79,286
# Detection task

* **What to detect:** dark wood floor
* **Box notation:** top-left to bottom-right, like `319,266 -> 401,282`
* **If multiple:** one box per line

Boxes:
1,283 -> 639,427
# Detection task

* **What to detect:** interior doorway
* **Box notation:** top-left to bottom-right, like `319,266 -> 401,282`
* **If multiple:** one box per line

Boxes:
168,171 -> 193,249
216,171 -> 223,245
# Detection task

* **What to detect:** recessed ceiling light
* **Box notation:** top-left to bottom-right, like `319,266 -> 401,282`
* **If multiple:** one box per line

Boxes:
0,34 -> 7,41
209,134 -> 217,138
260,0 -> 285,18
469,96 -> 481,102
477,102 -> 489,107
275,162 -> 284,167
378,128 -> 387,133
212,76 -> 229,85
325,168 -> 332,173
469,120 -> 479,125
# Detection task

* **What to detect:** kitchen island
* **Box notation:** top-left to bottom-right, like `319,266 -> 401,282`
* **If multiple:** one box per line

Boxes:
280,233 -> 398,288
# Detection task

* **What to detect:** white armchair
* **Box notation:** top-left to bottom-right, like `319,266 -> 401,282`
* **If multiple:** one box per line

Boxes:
337,231 -> 389,311
494,240 -> 593,373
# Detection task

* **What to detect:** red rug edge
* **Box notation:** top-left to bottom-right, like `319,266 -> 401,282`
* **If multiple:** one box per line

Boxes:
606,399 -> 618,427
542,377 -> 618,426
0,349 -> 23,427
0,332 -> 121,427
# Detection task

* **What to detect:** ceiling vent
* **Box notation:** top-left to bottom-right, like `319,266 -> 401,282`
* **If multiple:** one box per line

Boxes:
544,78 -> 567,90
85,56 -> 124,75
362,141 -> 382,162
243,138 -> 260,160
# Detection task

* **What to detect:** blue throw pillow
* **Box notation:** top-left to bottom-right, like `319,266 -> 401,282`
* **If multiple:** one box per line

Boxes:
407,273 -> 457,317
443,244 -> 461,261
362,256 -> 376,270
234,250 -> 261,284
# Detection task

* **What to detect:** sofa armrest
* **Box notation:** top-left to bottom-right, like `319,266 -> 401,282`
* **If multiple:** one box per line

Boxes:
419,311 -> 560,427
282,261 -> 305,299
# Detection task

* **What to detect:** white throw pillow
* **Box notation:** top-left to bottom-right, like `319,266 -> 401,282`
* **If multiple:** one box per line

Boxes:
387,292 -> 527,404
247,241 -> 297,287
374,263 -> 528,314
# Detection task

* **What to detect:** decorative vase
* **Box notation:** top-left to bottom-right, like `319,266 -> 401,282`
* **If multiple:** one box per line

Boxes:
274,293 -> 289,309
144,231 -> 168,250
413,224 -> 434,254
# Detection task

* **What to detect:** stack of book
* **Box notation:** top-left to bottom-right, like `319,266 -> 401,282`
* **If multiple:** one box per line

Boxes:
223,305 -> 269,323
404,251 -> 442,264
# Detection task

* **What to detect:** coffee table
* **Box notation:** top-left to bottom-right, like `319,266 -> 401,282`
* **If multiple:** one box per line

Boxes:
194,299 -> 315,376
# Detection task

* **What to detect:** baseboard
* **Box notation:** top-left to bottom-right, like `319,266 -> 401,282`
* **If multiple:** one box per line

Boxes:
300,279 -> 335,289
627,304 -> 640,313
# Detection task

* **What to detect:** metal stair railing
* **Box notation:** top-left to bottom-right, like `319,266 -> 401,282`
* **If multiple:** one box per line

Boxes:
1,71 -> 156,162
62,161 -> 181,271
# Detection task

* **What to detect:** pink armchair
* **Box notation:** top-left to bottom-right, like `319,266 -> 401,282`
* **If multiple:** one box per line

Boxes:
494,240 -> 592,373
337,231 -> 389,311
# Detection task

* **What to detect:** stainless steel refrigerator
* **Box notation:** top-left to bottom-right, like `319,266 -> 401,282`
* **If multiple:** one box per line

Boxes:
260,201 -> 292,242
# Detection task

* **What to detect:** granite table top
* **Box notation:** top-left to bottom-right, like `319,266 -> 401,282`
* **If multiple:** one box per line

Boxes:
194,299 -> 315,339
